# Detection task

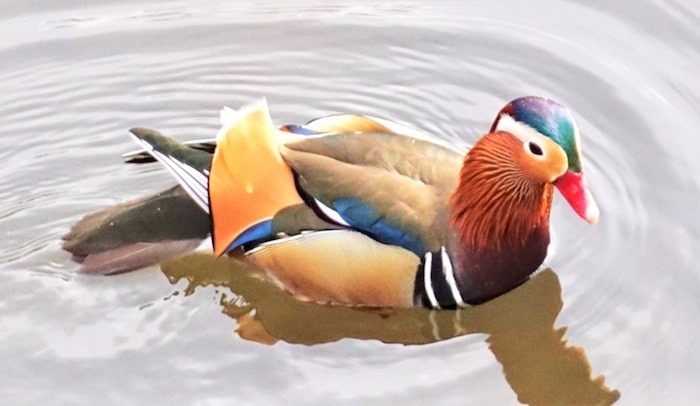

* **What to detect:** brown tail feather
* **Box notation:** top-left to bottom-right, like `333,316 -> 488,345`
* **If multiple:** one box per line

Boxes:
63,185 -> 211,274
78,240 -> 204,275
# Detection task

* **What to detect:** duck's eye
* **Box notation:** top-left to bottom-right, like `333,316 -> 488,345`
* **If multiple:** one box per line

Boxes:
528,141 -> 544,156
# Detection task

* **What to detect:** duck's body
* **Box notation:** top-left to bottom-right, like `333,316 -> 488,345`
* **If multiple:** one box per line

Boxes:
63,97 -> 598,308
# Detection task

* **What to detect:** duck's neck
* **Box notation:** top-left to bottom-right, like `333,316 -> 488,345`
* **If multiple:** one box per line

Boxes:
448,133 -> 553,303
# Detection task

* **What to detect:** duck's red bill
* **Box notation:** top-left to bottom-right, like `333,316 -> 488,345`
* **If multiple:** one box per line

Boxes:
554,171 -> 599,224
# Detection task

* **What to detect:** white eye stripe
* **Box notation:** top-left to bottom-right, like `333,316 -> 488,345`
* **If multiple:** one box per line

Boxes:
494,113 -> 544,142
495,114 -> 551,160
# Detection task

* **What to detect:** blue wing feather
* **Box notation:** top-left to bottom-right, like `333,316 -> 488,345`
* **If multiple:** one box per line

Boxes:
279,124 -> 319,136
333,198 -> 425,255
227,220 -> 274,252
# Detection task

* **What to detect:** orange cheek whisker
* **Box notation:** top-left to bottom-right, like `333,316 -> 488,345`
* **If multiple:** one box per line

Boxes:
449,133 -> 553,251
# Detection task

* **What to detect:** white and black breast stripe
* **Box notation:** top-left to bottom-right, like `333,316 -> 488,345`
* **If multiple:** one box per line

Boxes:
414,247 -> 468,309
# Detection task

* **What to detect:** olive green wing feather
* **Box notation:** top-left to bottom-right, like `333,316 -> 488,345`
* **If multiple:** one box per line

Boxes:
280,132 -> 462,254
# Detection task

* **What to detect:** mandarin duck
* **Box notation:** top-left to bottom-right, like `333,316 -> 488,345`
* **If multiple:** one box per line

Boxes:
62,96 -> 598,308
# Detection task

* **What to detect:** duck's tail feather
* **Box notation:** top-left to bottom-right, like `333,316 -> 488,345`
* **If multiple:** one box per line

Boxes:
123,139 -> 217,164
74,240 -> 204,275
129,128 -> 212,213
62,186 -> 211,274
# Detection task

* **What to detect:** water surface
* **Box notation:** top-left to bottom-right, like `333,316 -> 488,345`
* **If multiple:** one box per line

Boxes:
1,1 -> 699,404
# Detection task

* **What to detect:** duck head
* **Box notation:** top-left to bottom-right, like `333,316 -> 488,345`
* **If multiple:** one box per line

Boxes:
489,96 -> 599,224
447,96 -> 598,302
451,96 -> 598,255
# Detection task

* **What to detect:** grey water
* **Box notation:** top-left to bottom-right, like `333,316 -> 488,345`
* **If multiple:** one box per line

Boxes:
1,1 -> 699,404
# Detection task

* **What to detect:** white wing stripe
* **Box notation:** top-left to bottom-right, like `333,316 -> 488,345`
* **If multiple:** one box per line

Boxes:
313,198 -> 351,227
150,149 -> 210,213
129,134 -> 210,214
171,157 -> 208,189
168,156 -> 209,208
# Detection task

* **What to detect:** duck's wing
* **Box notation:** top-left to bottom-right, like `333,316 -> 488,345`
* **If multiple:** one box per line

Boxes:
280,132 -> 463,255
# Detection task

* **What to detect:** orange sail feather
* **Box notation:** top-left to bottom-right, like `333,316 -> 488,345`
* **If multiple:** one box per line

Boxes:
209,100 -> 304,256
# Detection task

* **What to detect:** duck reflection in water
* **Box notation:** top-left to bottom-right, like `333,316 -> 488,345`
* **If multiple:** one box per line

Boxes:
161,253 -> 620,406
